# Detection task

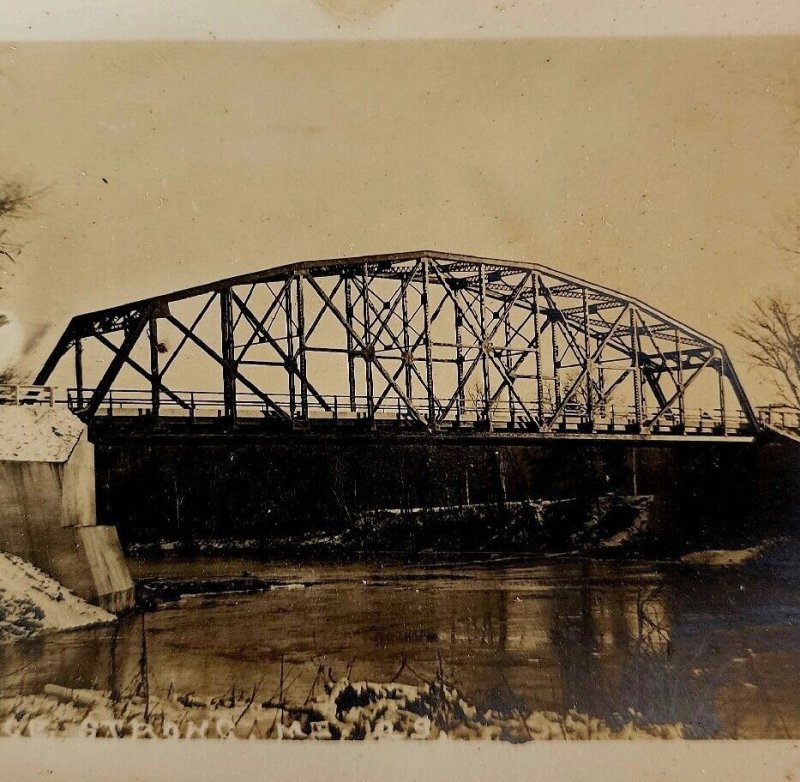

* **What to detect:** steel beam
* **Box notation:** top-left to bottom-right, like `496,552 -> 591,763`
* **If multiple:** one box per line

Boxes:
296,273 -> 309,420
422,257 -> 436,426
219,288 -> 237,422
344,275 -> 357,412
74,338 -> 84,410
147,314 -> 160,417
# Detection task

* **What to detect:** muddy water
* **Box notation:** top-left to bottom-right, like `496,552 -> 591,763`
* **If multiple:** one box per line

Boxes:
2,557 -> 800,738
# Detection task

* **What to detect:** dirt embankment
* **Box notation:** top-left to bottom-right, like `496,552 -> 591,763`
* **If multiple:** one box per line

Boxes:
0,552 -> 115,641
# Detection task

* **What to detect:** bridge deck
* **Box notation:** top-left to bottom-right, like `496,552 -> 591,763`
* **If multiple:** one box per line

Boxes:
85,411 -> 756,445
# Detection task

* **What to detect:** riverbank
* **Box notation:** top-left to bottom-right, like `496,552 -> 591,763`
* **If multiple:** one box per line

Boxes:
126,494 -> 657,560
0,676 -> 688,741
0,552 -> 115,641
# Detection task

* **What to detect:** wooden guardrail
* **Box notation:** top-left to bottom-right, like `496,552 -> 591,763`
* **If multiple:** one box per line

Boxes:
0,384 -> 56,406
757,405 -> 800,432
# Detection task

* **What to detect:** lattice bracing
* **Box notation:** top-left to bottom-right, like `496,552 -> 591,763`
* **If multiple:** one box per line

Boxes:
35,251 -> 757,437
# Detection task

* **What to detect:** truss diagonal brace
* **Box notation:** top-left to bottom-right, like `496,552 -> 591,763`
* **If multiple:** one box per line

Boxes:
165,313 -> 292,421
93,332 -> 191,411
647,353 -> 715,428
304,273 -> 426,425
231,291 -> 332,413
542,303 -> 630,431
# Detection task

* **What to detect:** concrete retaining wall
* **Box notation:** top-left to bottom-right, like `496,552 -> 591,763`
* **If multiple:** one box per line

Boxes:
0,406 -> 134,612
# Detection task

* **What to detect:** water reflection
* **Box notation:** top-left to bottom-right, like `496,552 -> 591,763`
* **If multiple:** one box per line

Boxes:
2,557 -> 800,738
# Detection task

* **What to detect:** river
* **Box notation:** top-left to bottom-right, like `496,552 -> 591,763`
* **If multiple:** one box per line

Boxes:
2,556 -> 799,738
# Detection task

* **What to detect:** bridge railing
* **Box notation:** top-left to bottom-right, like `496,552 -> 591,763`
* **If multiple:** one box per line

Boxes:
0,384 -> 55,407
756,405 -> 800,431
64,387 -> 751,435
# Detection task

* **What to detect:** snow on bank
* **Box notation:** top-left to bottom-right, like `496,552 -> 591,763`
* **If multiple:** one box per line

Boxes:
680,540 -> 779,566
0,552 -> 115,641
0,679 -> 688,740
0,405 -> 85,463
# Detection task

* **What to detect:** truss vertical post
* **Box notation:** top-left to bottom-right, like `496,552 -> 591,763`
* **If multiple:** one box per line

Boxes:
454,300 -> 465,424
296,273 -> 309,421
219,288 -> 237,422
344,275 -> 357,412
717,353 -> 727,434
285,277 -> 297,417
74,338 -> 84,409
551,315 -> 562,420
532,274 -> 544,424
362,262 -> 375,422
479,265 -> 492,429
504,315 -> 515,425
147,314 -> 160,418
674,329 -> 685,428
598,358 -> 606,417
422,257 -> 436,426
582,287 -> 593,426
630,307 -> 642,427
401,276 -> 413,403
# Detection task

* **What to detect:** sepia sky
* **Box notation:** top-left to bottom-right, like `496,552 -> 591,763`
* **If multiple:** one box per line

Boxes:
4,0 -> 800,39
0,6 -> 799,402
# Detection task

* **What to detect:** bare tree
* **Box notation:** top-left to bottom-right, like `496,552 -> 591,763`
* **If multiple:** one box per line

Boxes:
763,205 -> 800,260
561,369 -> 616,416
734,295 -> 800,410
0,177 -> 39,383
0,178 -> 37,271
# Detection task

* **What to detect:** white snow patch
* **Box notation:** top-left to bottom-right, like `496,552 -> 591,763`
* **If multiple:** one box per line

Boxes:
0,405 -> 85,463
0,551 -> 115,641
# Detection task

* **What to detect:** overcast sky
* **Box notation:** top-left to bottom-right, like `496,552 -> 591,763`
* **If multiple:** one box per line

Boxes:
0,6 -> 799,402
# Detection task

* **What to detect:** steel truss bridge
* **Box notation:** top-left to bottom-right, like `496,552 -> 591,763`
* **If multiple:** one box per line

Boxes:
36,251 -> 758,442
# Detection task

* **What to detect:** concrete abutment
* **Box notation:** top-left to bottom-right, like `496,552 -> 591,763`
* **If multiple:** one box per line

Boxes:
0,406 -> 134,612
